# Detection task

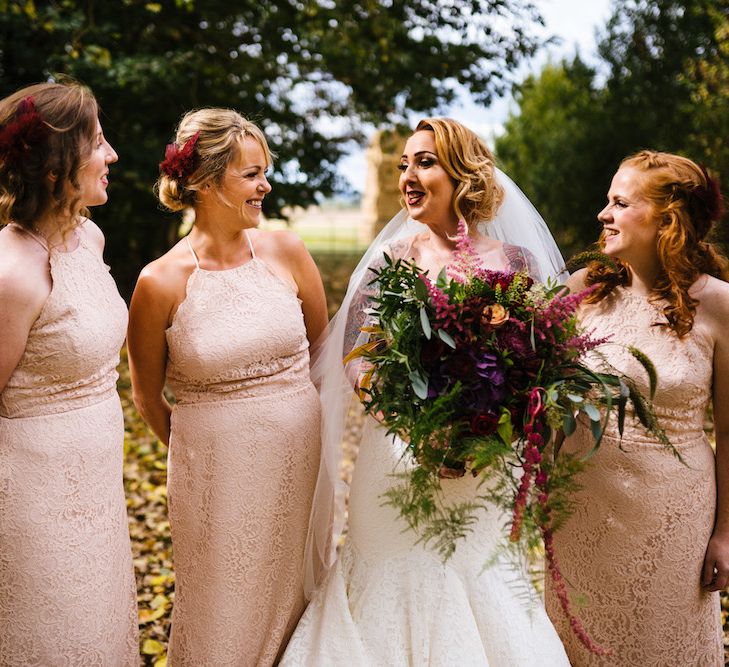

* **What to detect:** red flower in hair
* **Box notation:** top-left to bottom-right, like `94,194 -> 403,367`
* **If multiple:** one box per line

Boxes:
0,96 -> 48,167
694,165 -> 726,222
159,131 -> 200,183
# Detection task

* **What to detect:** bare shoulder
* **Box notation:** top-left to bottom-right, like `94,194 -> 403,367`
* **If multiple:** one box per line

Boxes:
694,274 -> 729,324
249,228 -> 310,266
0,225 -> 51,313
133,240 -> 194,307
78,217 -> 105,253
252,227 -> 304,251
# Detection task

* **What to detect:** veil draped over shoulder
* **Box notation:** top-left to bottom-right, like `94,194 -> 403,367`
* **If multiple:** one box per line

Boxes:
302,169 -> 567,597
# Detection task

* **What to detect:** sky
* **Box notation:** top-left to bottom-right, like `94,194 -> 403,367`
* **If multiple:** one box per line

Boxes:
338,0 -> 613,192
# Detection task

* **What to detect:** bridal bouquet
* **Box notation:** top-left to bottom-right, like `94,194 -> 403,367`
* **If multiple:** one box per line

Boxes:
345,222 -> 673,655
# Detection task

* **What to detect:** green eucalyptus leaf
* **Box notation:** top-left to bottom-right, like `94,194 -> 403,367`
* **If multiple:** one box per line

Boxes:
409,370 -> 429,400
529,318 -> 536,351
437,329 -> 456,348
583,403 -> 601,422
419,307 -> 432,339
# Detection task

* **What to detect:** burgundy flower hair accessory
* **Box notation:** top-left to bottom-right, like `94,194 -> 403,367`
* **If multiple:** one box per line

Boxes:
0,96 -> 49,167
159,131 -> 200,183
692,165 -> 725,222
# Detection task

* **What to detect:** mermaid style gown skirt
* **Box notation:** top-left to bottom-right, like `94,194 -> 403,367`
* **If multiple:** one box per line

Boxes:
282,415 -> 570,667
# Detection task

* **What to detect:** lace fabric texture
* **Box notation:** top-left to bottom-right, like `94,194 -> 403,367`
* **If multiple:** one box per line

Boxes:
281,418 -> 571,667
0,236 -> 139,665
164,257 -> 320,667
545,286 -> 722,666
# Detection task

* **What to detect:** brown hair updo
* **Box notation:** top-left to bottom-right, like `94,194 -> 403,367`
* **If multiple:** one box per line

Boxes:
156,108 -> 272,212
414,118 -> 504,229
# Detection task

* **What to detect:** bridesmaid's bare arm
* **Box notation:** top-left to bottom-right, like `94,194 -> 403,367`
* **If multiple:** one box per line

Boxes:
289,237 -> 328,346
0,228 -> 51,393
127,262 -> 178,446
702,277 -> 729,591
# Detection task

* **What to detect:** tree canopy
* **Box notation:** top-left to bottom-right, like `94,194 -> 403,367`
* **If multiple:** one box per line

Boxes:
0,0 -> 546,295
496,0 -> 729,257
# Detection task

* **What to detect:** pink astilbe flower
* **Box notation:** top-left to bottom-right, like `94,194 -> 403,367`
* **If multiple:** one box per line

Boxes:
421,272 -> 464,333
447,220 -> 485,283
530,285 -> 600,351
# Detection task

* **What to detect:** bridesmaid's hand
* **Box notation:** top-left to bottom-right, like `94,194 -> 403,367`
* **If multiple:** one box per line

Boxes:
702,530 -> 729,591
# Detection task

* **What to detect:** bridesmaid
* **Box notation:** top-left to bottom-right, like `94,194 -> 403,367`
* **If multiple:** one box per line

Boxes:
0,82 -> 138,663
127,109 -> 327,666
546,150 -> 728,665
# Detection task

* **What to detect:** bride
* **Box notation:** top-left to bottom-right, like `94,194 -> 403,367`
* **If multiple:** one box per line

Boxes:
282,118 -> 570,666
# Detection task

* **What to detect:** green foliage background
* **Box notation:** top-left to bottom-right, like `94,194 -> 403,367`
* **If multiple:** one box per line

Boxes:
496,0 -> 729,258
0,0 -> 543,297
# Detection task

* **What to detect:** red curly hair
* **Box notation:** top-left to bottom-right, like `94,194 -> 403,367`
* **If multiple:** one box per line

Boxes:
585,150 -> 729,337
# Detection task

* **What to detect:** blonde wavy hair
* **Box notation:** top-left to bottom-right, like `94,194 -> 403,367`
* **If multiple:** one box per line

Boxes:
585,150 -> 729,336
0,80 -> 99,234
156,108 -> 272,212
414,118 -> 503,228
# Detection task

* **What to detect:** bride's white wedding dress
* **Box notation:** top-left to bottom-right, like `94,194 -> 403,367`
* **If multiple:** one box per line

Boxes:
284,173 -> 572,666
281,416 -> 570,666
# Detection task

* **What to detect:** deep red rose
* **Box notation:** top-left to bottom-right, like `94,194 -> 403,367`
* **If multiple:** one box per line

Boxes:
470,412 -> 499,436
493,275 -> 514,291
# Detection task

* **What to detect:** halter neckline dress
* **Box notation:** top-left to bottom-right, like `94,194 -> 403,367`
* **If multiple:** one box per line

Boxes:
0,222 -> 138,665
164,231 -> 321,666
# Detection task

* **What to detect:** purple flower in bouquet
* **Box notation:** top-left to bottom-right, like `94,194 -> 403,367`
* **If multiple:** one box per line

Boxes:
474,351 -> 507,409
496,321 -> 537,362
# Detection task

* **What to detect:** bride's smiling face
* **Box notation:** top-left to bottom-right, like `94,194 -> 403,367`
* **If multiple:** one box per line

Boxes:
398,131 -> 458,228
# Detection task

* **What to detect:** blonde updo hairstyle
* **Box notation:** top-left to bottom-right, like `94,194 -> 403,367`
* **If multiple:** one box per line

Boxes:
156,108 -> 272,212
586,150 -> 729,336
414,118 -> 504,228
0,81 -> 99,233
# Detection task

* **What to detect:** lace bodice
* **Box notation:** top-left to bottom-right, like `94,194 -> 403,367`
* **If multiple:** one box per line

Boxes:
580,286 -> 713,445
165,240 -> 311,404
0,231 -> 128,418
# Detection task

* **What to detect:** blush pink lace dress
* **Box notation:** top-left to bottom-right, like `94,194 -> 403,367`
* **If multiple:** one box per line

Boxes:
164,233 -> 320,667
0,224 -> 139,665
545,285 -> 723,666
